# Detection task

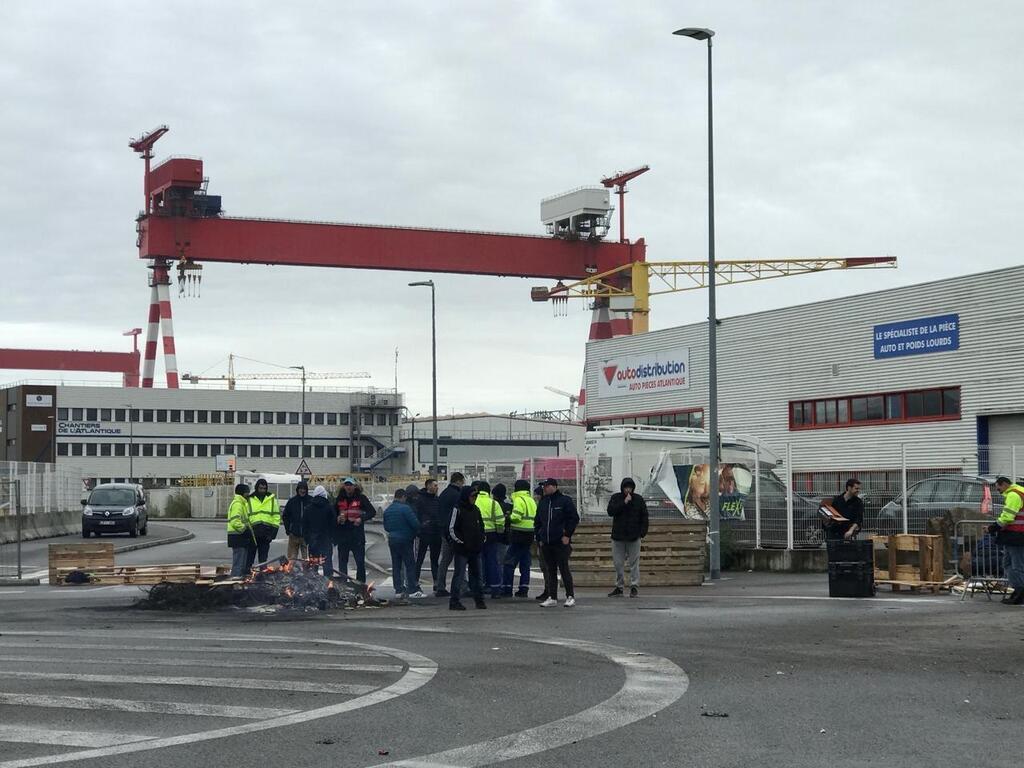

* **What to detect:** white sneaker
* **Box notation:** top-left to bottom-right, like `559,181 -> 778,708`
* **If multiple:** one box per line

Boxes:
564,596 -> 577,608
394,592 -> 406,600
540,597 -> 558,608
408,591 -> 426,599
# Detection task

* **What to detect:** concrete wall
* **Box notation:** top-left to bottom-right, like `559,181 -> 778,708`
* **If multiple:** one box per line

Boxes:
0,509 -> 79,544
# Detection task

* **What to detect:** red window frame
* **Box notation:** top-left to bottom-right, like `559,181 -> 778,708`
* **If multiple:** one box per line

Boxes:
789,386 -> 960,431
588,407 -> 705,429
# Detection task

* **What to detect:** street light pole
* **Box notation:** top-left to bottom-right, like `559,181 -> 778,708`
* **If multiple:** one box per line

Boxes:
122,404 -> 135,484
674,26 -> 720,579
409,280 -> 438,477
290,365 -> 307,460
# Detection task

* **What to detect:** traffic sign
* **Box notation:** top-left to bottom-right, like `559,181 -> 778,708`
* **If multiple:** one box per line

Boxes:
295,459 -> 312,476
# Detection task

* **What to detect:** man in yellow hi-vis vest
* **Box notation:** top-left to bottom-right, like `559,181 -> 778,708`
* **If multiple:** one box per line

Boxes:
991,476 -> 1024,605
226,483 -> 256,577
502,479 -> 538,597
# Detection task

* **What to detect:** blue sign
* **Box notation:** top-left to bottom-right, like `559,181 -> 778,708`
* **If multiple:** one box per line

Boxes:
874,314 -> 960,359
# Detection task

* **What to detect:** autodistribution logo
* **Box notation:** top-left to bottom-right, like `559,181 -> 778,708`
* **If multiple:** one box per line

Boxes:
598,347 -> 690,398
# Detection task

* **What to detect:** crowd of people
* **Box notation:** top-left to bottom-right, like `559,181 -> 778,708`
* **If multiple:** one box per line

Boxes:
224,472 -> 651,609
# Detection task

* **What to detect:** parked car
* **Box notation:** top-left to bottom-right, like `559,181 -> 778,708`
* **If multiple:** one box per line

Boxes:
81,483 -> 149,538
877,474 -> 1001,534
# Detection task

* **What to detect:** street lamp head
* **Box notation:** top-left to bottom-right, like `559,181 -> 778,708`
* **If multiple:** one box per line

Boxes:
674,27 -> 715,40
408,280 -> 434,288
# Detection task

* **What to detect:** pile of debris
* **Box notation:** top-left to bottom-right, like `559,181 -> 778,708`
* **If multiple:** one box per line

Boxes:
137,556 -> 385,613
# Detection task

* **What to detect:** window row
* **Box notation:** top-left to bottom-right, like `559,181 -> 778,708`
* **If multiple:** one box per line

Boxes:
591,409 -> 704,429
57,443 -> 364,459
57,408 -> 400,427
789,387 -> 961,430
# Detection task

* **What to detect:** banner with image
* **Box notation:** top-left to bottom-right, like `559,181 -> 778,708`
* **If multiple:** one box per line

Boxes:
654,459 -> 752,521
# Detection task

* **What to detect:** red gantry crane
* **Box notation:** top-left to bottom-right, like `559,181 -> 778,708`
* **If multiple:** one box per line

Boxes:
129,126 -> 896,395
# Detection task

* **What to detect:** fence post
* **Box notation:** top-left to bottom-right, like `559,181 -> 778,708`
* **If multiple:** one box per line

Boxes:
15,479 -> 22,580
901,443 -> 909,535
754,444 -> 761,549
785,443 -> 794,550
1013,445 -> 1017,481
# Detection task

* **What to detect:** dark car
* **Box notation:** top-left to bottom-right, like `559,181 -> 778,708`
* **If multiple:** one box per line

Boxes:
877,474 -> 1002,535
81,483 -> 149,538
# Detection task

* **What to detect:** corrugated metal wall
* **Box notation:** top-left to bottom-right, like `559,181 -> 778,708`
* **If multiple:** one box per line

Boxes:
585,265 -> 1024,471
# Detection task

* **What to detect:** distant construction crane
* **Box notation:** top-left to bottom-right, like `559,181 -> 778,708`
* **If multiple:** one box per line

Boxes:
544,385 -> 580,420
183,354 -> 370,390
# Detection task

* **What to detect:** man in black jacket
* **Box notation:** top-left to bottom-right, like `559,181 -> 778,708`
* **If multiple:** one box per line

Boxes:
606,477 -> 649,598
449,485 -> 487,610
414,479 -> 443,592
433,472 -> 465,597
534,478 -> 580,608
282,481 -> 310,561
302,485 -> 336,576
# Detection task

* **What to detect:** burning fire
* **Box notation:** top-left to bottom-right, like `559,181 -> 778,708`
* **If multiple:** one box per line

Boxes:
283,586 -> 296,599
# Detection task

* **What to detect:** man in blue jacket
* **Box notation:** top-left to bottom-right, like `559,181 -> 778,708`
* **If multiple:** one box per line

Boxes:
383,488 -> 424,599
534,478 -> 580,608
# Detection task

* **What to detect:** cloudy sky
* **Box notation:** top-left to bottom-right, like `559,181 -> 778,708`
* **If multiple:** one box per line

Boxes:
1,2 -> 1022,416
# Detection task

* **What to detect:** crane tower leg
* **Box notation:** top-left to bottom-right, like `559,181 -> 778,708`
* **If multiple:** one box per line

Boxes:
141,281 -> 161,388
157,278 -> 179,388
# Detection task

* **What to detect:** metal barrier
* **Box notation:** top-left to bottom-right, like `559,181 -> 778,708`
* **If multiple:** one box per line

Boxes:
0,479 -> 22,578
953,519 -> 1008,600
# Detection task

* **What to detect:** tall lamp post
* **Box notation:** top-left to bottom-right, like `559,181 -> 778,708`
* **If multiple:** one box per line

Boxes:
674,26 -> 721,579
409,280 -> 438,477
289,365 -> 307,461
121,404 -> 136,484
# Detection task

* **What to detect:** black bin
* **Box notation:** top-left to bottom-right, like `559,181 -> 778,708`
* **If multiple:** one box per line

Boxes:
828,561 -> 875,598
826,539 -> 874,564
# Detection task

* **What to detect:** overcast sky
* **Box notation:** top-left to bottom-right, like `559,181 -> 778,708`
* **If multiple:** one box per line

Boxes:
1,2 -> 1022,416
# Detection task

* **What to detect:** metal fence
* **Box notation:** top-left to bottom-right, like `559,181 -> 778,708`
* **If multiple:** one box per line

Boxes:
0,462 -> 84,577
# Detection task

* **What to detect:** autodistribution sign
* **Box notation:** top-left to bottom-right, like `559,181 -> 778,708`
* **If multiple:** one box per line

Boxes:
597,346 -> 690,399
873,313 -> 960,359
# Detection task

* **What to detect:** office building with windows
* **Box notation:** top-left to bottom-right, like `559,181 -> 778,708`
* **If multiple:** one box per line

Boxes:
0,384 -> 404,486
583,264 -> 1024,477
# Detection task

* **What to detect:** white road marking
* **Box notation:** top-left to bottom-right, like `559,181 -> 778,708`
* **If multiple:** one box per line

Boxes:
362,626 -> 689,768
0,640 -> 389,658
0,655 -> 402,673
706,595 -> 945,604
0,591 -> 26,597
0,726 -> 152,748
0,634 -> 437,768
3,670 -> 375,695
0,693 -> 298,719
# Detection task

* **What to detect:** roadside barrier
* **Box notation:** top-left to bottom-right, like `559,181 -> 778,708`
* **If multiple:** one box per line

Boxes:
953,520 -> 1008,600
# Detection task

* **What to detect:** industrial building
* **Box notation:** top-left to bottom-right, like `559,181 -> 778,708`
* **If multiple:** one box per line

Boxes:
400,413 -> 585,478
0,383 -> 405,487
584,264 -> 1024,478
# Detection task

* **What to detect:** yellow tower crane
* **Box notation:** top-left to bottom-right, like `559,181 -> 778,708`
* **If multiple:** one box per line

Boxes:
531,256 -> 897,333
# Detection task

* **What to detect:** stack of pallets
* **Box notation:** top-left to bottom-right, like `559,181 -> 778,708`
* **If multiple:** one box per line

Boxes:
872,534 -> 946,593
569,520 -> 707,587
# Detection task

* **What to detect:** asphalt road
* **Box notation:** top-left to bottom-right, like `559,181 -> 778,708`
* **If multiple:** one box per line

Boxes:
0,525 -> 1020,767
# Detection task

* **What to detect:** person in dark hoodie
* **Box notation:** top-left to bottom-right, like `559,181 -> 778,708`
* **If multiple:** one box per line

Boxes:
282,481 -> 311,561
534,477 -> 580,608
249,478 -> 280,565
334,478 -> 376,582
606,477 -> 649,598
433,472 -> 465,597
302,485 -> 336,576
414,478 -> 443,592
449,485 -> 487,610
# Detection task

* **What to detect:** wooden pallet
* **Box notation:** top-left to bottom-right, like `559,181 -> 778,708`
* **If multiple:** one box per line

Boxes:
568,520 -> 707,587
48,543 -> 115,584
54,563 -> 203,586
874,579 -> 947,594
871,534 -> 944,585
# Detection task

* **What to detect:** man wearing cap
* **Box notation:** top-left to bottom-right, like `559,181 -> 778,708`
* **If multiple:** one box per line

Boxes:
606,477 -> 649,598
990,476 -> 1024,605
534,477 -> 580,608
334,478 -> 377,583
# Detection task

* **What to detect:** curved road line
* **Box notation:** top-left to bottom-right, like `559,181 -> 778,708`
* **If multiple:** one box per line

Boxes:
364,625 -> 689,768
0,633 -> 437,768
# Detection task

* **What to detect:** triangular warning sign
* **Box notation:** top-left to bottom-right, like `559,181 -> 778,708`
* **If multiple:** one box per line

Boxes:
295,459 -> 312,476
